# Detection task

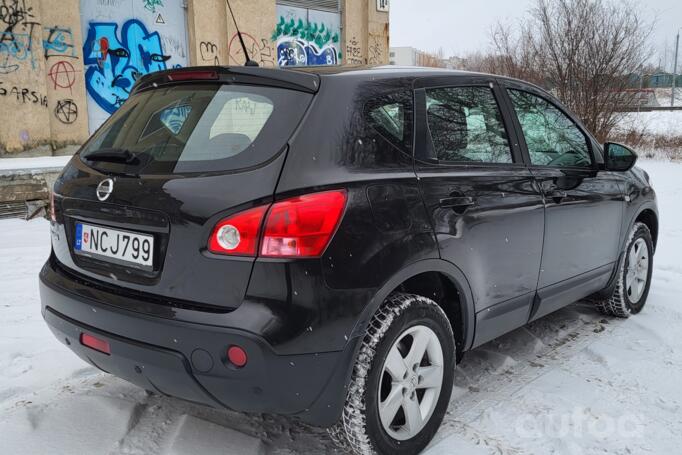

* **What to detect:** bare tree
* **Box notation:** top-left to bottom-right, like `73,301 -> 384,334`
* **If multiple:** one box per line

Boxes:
484,0 -> 652,142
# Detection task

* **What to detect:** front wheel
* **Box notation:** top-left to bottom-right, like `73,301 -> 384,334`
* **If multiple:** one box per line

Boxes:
595,222 -> 654,318
330,293 -> 455,454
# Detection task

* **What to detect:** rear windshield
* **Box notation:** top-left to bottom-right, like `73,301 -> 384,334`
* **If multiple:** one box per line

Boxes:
79,84 -> 313,174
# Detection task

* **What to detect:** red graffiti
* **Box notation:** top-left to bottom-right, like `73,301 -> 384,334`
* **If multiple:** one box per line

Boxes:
48,61 -> 77,92
98,37 -> 109,68
228,32 -> 274,67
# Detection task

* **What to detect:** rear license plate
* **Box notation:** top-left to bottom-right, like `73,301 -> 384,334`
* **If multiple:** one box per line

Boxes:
74,223 -> 154,269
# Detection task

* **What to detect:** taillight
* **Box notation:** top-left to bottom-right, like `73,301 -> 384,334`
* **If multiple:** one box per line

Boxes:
261,190 -> 347,258
207,190 -> 347,258
208,205 -> 268,256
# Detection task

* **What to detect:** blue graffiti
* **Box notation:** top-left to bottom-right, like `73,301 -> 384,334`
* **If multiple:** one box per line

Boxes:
83,19 -> 172,114
277,39 -> 338,67
43,26 -> 75,59
0,31 -> 35,73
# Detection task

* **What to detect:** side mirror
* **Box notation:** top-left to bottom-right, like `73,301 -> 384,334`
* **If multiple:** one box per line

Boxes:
604,142 -> 637,172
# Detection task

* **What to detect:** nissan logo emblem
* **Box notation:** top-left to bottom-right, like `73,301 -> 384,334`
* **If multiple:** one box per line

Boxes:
96,178 -> 114,202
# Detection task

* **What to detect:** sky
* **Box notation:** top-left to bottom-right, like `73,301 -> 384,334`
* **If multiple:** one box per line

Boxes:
389,0 -> 682,69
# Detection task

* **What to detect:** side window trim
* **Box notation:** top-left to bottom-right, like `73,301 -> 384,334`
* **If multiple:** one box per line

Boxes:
491,80 -> 527,165
501,83 -> 597,170
415,81 -> 524,167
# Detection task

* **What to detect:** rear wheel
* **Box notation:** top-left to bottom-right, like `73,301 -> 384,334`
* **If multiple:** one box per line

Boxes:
330,293 -> 455,454
595,222 -> 653,318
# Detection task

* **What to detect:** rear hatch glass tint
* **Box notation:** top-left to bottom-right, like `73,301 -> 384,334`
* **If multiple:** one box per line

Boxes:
80,83 -> 313,175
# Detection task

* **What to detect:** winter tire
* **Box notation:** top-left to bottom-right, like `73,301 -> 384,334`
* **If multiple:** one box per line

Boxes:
330,293 -> 455,454
595,222 -> 653,318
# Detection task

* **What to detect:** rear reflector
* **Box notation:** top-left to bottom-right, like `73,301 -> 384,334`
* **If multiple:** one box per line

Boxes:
80,333 -> 111,355
261,190 -> 347,258
168,70 -> 218,82
227,345 -> 248,368
208,205 -> 268,256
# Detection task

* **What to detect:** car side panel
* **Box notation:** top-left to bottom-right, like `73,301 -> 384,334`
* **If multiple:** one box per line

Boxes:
530,167 -> 625,288
416,164 -> 545,311
496,80 -> 627,319
244,181 -> 438,354
251,76 -> 444,354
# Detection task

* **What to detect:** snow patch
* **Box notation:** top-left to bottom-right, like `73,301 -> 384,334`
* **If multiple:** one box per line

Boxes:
615,110 -> 682,137
0,395 -> 139,455
0,160 -> 681,454
164,415 -> 265,455
0,156 -> 71,173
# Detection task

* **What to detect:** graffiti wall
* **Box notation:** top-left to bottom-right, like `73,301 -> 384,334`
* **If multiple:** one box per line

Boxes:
0,0 -> 88,153
80,0 -> 188,132
272,5 -> 340,67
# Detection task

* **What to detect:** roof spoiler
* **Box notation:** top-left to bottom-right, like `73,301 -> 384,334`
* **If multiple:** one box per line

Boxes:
131,66 -> 320,96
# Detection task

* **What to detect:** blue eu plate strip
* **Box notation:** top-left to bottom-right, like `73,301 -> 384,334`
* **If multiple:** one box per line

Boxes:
75,223 -> 82,250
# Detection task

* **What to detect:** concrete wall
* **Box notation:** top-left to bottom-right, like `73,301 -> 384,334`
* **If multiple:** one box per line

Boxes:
187,0 -> 229,66
0,0 -> 389,157
343,0 -> 368,65
42,0 -> 89,147
0,0 -> 88,155
227,0 -> 277,66
367,0 -> 389,65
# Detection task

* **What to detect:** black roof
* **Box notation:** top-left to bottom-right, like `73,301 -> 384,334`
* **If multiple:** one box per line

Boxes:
290,64 -> 488,79
287,65 -> 539,90
133,64 -> 539,97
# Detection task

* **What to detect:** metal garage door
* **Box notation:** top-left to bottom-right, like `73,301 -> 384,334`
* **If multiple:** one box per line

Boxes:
80,0 -> 189,133
274,0 -> 341,66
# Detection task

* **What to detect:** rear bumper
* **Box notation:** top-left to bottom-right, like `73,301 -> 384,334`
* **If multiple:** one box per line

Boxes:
39,261 -> 355,427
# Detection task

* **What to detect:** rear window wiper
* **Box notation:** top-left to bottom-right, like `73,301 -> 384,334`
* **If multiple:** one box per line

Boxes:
83,148 -> 140,165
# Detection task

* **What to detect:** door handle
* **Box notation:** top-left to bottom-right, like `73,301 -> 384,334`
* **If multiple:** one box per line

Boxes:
439,196 -> 476,213
550,191 -> 567,203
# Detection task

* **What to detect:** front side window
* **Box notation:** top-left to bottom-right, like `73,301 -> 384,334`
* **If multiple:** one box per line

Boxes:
425,87 -> 513,164
508,89 -> 592,168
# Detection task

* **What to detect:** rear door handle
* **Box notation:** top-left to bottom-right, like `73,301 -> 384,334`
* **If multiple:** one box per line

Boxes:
439,196 -> 476,212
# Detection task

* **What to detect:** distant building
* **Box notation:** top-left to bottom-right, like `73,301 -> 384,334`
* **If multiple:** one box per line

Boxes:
627,73 -> 682,89
389,47 -> 418,66
442,56 -> 469,70
647,73 -> 682,88
389,46 -> 445,68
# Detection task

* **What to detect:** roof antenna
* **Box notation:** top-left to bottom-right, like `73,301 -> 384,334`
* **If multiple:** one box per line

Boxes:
226,0 -> 259,67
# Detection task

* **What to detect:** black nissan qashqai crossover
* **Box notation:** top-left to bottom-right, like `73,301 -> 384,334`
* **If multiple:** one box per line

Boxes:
41,66 -> 658,454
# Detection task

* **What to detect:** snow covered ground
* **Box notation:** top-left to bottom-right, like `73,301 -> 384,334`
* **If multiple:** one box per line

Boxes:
0,156 -> 71,173
1,160 -> 681,454
616,109 -> 682,137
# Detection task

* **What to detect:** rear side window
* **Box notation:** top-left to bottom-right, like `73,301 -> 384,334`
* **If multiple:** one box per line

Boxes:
508,89 -> 592,168
365,91 -> 413,155
425,87 -> 512,164
80,84 -> 312,174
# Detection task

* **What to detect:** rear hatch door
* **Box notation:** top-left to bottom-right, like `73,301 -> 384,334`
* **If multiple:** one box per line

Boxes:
52,69 -> 316,311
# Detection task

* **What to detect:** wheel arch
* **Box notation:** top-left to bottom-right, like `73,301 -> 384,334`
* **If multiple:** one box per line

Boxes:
634,208 -> 658,251
597,202 -> 658,300
348,258 -> 476,360
332,259 -> 476,425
